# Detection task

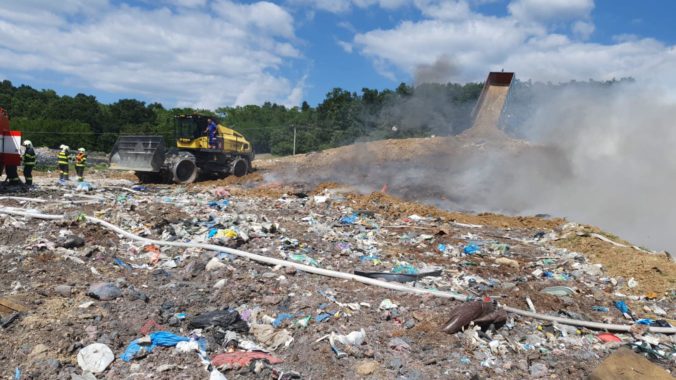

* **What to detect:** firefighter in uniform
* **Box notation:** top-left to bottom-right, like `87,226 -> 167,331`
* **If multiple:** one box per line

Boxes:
75,147 -> 87,182
22,140 -> 36,186
5,165 -> 20,185
58,145 -> 70,181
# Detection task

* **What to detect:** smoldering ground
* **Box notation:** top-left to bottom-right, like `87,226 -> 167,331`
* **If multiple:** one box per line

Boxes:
267,80 -> 676,253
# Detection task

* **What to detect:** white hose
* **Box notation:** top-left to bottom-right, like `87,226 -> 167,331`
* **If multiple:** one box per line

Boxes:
0,195 -> 101,205
1,206 -> 674,334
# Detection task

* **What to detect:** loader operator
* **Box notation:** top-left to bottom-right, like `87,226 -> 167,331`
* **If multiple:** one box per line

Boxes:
205,118 -> 217,149
75,147 -> 87,182
57,145 -> 70,181
22,140 -> 36,186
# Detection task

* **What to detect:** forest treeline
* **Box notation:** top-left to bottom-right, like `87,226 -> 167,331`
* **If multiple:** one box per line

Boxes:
0,77 -> 631,155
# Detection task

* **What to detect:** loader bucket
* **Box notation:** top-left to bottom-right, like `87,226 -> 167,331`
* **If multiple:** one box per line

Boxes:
109,136 -> 166,172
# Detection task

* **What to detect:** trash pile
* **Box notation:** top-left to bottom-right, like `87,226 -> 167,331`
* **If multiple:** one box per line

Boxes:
0,174 -> 674,379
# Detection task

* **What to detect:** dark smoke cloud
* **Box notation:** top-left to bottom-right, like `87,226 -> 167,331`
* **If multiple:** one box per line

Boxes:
414,55 -> 459,85
367,85 -> 475,136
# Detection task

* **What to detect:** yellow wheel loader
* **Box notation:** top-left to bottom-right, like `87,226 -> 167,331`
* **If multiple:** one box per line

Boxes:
109,115 -> 254,184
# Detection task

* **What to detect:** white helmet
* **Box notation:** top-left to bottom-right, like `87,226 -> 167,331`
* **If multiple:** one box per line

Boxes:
78,147 -> 86,152
61,145 -> 69,151
23,140 -> 32,146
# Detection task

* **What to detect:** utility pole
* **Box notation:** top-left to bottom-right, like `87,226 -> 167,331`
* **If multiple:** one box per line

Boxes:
292,125 -> 296,156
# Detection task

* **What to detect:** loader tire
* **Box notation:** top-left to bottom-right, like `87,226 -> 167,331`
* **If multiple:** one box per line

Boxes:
168,152 -> 197,184
230,157 -> 249,177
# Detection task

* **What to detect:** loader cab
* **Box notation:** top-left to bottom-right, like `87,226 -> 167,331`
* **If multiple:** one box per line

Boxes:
174,114 -> 216,149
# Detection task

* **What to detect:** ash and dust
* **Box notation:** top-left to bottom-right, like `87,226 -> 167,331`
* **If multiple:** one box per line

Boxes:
268,77 -> 676,253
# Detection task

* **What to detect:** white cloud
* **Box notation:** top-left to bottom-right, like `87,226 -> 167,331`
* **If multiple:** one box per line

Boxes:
288,0 -> 410,13
337,39 -> 354,53
352,0 -> 676,94
212,1 -> 296,39
508,0 -> 594,22
290,0 -> 351,13
413,0 -> 471,20
0,1 -> 304,108
571,20 -> 594,39
165,0 -> 208,8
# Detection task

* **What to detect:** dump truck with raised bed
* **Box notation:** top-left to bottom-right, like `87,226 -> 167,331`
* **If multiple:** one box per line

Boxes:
462,71 -> 514,139
109,114 -> 254,183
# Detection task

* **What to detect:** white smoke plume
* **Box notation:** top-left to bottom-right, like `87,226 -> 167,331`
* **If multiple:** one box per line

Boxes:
482,81 -> 676,252
273,78 -> 676,253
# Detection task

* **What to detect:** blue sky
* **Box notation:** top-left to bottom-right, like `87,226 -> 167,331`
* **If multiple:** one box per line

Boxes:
0,0 -> 675,108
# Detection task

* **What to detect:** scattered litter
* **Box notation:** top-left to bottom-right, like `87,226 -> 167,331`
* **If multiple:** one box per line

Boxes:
354,269 -> 442,283
330,328 -> 366,346
627,277 -> 638,288
120,331 -> 190,362
379,299 -> 398,310
272,313 -> 295,328
442,300 -> 506,334
495,257 -> 519,268
188,309 -> 249,333
211,351 -> 283,370
463,243 -> 480,255
77,343 -> 114,373
289,254 -> 319,267
540,286 -> 575,297
87,282 -> 122,301
1,171 -> 675,378
391,263 -> 417,274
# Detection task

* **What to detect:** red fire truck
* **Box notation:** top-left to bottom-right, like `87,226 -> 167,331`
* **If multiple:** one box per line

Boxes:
0,107 -> 22,171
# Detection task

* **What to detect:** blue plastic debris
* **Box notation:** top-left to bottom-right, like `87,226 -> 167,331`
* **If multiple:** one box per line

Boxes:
195,336 -> 208,352
272,313 -> 294,328
460,357 -> 471,365
437,244 -> 447,253
339,214 -> 358,225
208,199 -> 230,209
636,319 -> 653,325
544,272 -> 571,281
131,185 -> 147,191
614,301 -> 630,314
392,263 -> 417,275
120,331 -> 190,362
208,229 -> 218,239
76,181 -> 92,191
217,252 -> 236,261
591,306 -> 609,312
113,257 -> 132,270
14,367 -> 20,380
175,313 -> 187,320
463,243 -> 480,255
315,312 -> 333,323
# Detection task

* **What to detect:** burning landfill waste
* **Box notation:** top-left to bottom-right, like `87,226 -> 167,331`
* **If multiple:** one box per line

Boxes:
0,72 -> 674,380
